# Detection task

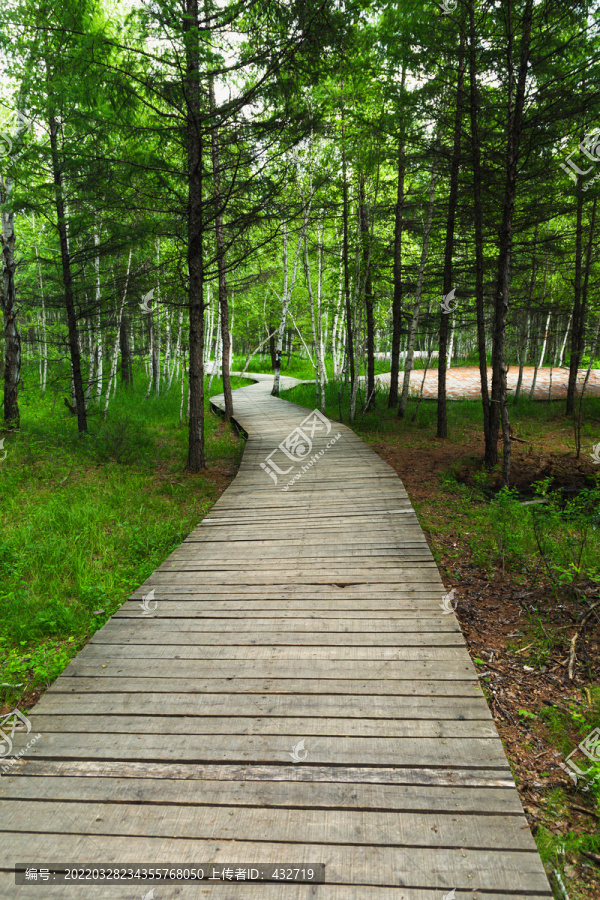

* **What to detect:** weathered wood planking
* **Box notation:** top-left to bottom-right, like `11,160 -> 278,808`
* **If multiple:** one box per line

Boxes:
0,374 -> 551,897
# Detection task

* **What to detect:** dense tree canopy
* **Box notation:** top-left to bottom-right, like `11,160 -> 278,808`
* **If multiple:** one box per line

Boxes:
1,0 -> 599,482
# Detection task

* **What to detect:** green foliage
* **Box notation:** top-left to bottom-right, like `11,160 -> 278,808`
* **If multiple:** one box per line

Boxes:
468,486 -> 531,573
0,372 -> 245,706
530,481 -> 600,598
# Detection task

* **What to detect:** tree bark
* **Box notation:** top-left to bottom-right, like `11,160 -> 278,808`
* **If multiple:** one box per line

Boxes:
185,0 -> 206,472
272,223 -> 303,397
120,307 -> 132,386
388,67 -> 406,409
468,0 -> 490,449
514,310 -> 530,404
48,111 -> 87,433
566,194 -> 596,414
398,143 -> 439,418
103,251 -> 132,419
0,172 -> 20,427
93,232 -> 103,403
208,74 -> 233,419
557,312 -> 572,368
438,36 -> 465,438
341,93 -> 355,395
488,0 -> 534,485
359,176 -> 375,411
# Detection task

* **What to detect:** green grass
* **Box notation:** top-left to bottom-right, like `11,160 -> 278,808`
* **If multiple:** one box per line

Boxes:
0,366 -> 249,707
232,353 -> 397,380
281,375 -> 600,444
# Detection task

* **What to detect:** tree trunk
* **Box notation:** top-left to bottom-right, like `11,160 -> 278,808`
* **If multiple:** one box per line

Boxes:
0,173 -> 20,427
557,312 -> 572,367
488,0 -> 534,486
514,310 -> 530,403
167,310 -> 184,392
48,111 -> 87,433
468,0 -> 490,449
103,251 -> 132,418
93,232 -> 103,403
359,177 -> 375,412
185,0 -> 205,472
33,216 -> 48,393
398,143 -> 440,418
388,66 -> 406,410
341,93 -> 355,396
447,314 -> 455,369
438,33 -> 465,438
530,310 -> 551,400
566,187 -> 585,414
269,318 -> 276,369
144,308 -> 155,399
208,74 -> 233,419
272,224 -> 303,397
120,308 -> 132,386
567,194 -> 596,413
304,209 -> 324,409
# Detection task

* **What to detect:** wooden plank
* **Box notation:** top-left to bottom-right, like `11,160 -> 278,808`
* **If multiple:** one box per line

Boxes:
61,659 -> 475,678
24,714 -> 498,739
80,642 -> 466,658
5,759 -> 515,786
90,630 -> 464,646
0,800 -> 536,851
32,692 -> 492,719
0,878 -> 554,900
0,774 -> 524,813
43,676 -> 485,694
0,835 -> 554,894
9,733 -> 509,767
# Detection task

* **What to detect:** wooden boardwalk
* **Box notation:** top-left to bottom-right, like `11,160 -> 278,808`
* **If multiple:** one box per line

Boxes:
0,375 -> 552,898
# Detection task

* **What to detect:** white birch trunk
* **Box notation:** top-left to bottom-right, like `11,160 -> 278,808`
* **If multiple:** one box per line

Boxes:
93,232 -> 103,402
398,150 -> 439,417
102,251 -> 132,418
272,223 -> 303,396
144,308 -> 155,400
168,310 -> 184,392
557,312 -> 572,368
447,313 -> 455,369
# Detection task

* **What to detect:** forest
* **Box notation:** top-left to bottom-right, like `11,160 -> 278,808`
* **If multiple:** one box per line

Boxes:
1,0 -> 600,897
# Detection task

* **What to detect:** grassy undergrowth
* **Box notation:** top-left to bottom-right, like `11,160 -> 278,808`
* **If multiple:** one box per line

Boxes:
233,354 -> 396,380
0,370 -> 249,708
281,376 -> 600,448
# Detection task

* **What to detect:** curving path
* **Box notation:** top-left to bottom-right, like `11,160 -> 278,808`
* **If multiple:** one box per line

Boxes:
0,375 -> 552,898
